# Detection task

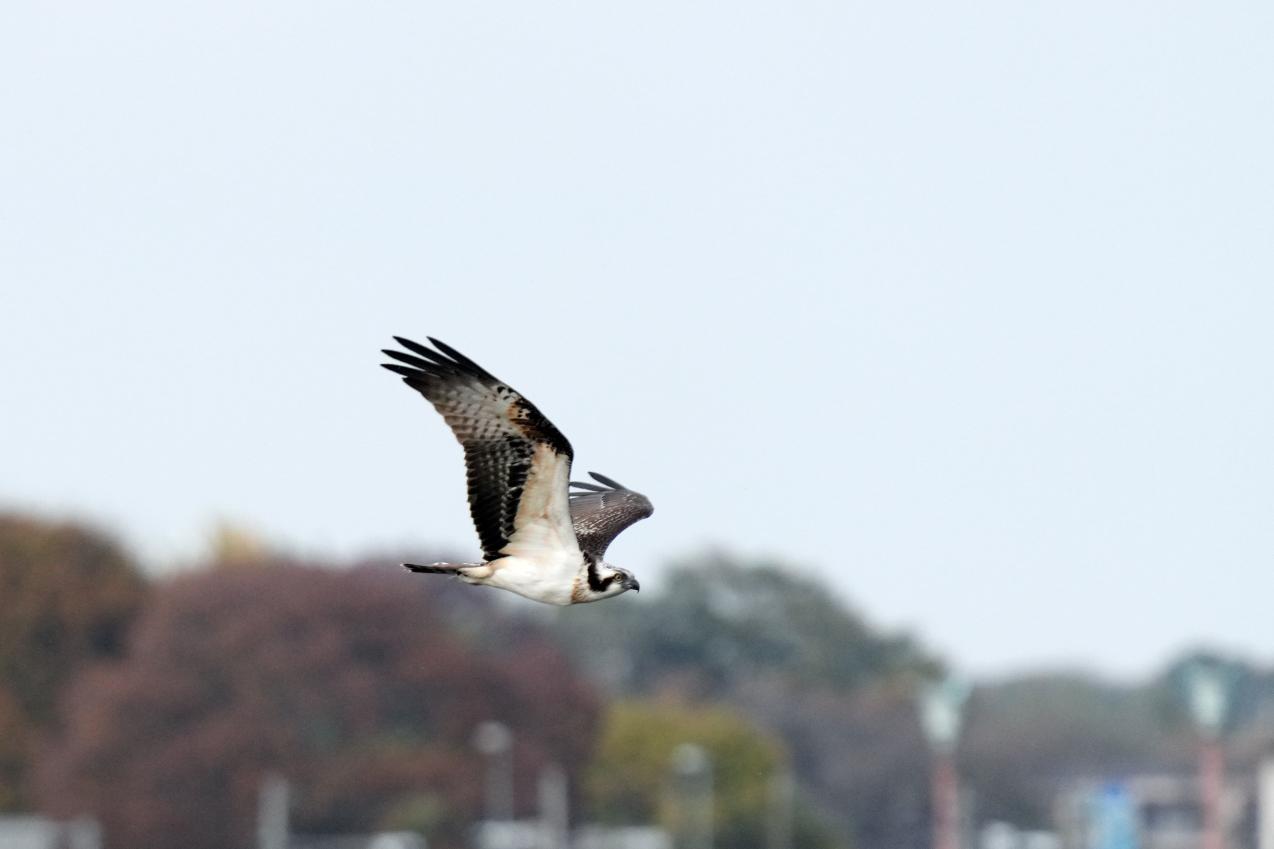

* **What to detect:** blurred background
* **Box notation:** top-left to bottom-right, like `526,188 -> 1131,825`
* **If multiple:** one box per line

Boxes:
2,2 -> 1272,849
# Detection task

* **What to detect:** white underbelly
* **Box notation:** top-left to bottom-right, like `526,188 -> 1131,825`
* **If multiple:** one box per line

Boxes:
485,554 -> 580,606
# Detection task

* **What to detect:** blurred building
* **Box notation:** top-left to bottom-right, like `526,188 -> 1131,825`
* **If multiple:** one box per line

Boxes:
1052,765 -> 1271,849
288,835 -> 426,849
563,826 -> 671,849
472,822 -> 670,849
980,821 -> 1062,849
0,817 -> 100,849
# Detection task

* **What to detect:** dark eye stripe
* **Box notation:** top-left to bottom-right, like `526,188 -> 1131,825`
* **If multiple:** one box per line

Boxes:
585,555 -> 605,592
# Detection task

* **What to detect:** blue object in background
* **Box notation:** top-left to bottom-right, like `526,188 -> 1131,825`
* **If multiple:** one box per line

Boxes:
1091,782 -> 1140,849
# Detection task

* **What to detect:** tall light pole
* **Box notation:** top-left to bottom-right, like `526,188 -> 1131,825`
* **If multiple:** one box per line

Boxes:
671,743 -> 713,849
1257,752 -> 1274,849
538,762 -> 569,849
766,769 -> 795,849
474,721 -> 515,823
256,773 -> 289,849
918,677 -> 969,849
1186,662 -> 1232,849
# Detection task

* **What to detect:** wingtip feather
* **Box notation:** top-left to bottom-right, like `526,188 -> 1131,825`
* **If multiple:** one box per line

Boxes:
588,471 -> 627,490
426,336 -> 494,378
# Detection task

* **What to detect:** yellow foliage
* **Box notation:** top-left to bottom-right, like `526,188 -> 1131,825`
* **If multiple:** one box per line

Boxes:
585,700 -> 785,844
206,520 -> 272,569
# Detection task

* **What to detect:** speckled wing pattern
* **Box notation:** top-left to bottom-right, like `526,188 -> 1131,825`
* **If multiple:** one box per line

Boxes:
381,336 -> 575,561
568,472 -> 654,559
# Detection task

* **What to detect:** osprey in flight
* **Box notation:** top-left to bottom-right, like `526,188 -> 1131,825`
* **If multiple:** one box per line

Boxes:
381,336 -> 653,605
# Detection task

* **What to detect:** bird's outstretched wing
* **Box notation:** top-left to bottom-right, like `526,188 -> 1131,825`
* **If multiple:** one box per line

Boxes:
382,336 -> 578,562
568,472 -> 654,559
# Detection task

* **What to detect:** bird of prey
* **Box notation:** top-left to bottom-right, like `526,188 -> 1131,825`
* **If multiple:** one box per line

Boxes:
381,336 -> 653,605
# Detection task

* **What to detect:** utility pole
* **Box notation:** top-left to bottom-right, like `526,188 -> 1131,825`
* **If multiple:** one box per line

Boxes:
257,773 -> 289,849
671,743 -> 713,849
931,752 -> 959,849
538,762 -> 569,849
1258,753 -> 1274,849
474,721 -> 515,823
1186,662 -> 1232,849
766,769 -> 795,849
918,677 -> 970,849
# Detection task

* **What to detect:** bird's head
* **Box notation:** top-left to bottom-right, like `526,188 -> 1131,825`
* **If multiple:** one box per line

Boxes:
583,560 -> 640,602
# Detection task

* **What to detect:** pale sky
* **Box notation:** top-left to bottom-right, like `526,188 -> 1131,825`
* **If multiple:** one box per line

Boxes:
2,1 -> 1271,678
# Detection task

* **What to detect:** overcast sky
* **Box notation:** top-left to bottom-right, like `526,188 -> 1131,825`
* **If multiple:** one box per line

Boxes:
2,1 -> 1271,678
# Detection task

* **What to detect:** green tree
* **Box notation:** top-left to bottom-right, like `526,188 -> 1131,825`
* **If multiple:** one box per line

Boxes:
553,552 -> 934,698
585,701 -> 785,849
0,514 -> 148,809
556,553 -> 931,849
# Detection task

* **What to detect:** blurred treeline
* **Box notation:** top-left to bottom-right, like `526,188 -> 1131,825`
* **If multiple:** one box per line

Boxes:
3,513 -> 1274,849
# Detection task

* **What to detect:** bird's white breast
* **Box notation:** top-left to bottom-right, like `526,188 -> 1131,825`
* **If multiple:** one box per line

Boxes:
486,443 -> 584,605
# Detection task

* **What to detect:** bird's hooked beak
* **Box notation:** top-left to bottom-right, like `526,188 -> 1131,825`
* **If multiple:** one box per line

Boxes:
625,574 -> 641,592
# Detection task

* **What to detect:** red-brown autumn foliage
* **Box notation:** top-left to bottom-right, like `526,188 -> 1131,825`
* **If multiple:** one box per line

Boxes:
0,514 -> 149,809
36,562 -> 599,849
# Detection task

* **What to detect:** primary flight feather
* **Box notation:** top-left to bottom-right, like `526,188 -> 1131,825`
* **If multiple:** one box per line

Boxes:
381,336 -> 652,605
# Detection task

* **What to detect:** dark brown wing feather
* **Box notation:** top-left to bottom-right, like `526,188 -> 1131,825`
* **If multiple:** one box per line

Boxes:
568,472 -> 654,559
382,336 -> 573,561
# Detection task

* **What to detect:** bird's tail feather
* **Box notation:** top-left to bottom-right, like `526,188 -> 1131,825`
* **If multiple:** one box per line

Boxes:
403,562 -> 466,575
